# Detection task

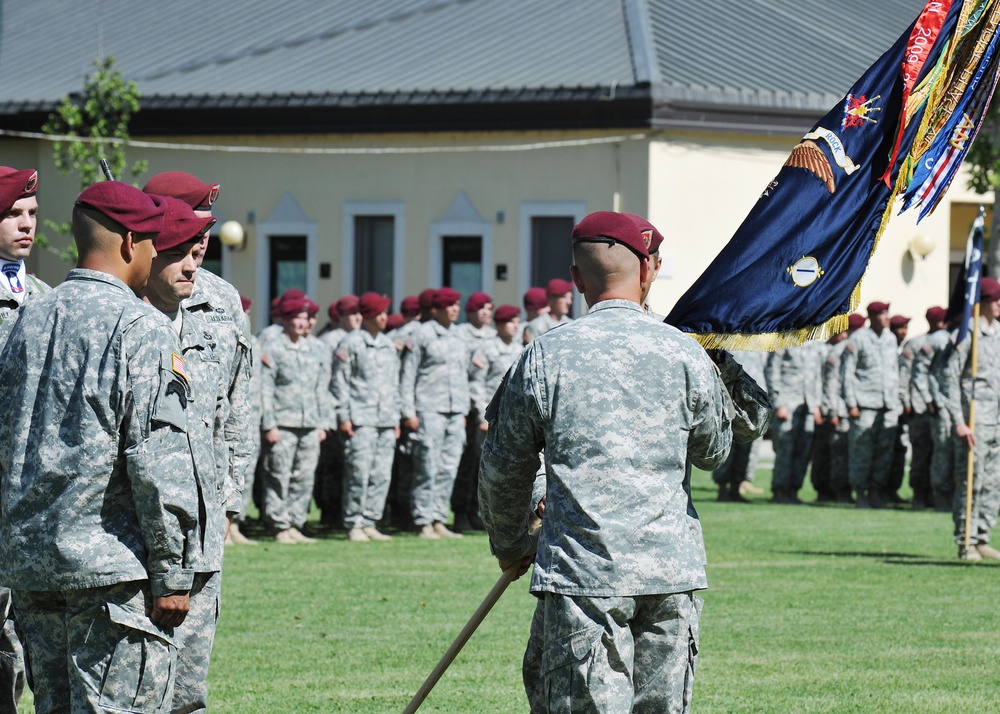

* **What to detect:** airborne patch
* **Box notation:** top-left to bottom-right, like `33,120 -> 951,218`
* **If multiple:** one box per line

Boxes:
472,356 -> 487,370
171,353 -> 190,385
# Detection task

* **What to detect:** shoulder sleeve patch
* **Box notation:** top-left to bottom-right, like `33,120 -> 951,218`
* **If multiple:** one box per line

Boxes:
404,339 -> 415,352
171,353 -> 190,385
261,352 -> 272,368
335,348 -> 350,363
846,342 -> 857,354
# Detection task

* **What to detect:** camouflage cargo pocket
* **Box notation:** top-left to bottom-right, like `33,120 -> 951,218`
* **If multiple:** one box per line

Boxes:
99,602 -> 177,712
540,624 -> 603,713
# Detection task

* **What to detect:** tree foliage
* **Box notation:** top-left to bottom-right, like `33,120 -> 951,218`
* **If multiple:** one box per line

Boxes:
966,96 -> 1000,270
38,56 -> 147,260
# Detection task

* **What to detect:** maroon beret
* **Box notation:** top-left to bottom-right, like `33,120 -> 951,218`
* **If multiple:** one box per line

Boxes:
418,288 -> 437,309
386,313 -> 405,331
981,277 -> 1000,302
153,196 -> 216,252
465,291 -> 492,312
327,302 -> 340,322
546,278 -> 574,297
494,305 -> 521,323
142,171 -> 220,211
305,299 -> 320,317
240,296 -> 252,313
523,287 -> 547,310
925,306 -> 947,323
867,301 -> 890,314
400,295 -> 421,317
76,181 -> 166,234
889,315 -> 911,329
432,287 -> 462,308
572,211 -> 650,260
622,213 -> 665,253
360,292 -> 392,318
0,167 -> 38,213
336,294 -> 361,315
279,295 -> 308,319
847,313 -> 866,329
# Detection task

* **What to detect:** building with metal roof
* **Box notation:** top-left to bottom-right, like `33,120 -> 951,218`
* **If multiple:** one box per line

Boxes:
0,0 -> 973,325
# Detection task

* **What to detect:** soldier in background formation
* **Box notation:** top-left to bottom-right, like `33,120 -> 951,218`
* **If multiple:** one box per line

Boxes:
522,277 -> 573,342
714,350 -> 769,501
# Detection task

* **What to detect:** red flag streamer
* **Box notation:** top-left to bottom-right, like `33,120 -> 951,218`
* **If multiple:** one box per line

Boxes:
883,0 -> 953,185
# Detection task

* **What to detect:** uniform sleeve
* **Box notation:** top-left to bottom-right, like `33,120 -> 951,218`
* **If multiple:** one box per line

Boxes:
332,341 -> 353,425
939,341 -> 968,427
479,348 -> 545,563
686,355 -> 734,471
468,347 -> 490,419
318,347 -> 336,429
898,347 -> 914,410
841,340 -> 859,410
220,333 -> 252,514
821,349 -> 840,416
123,321 -> 199,596
911,341 -> 936,407
399,336 -> 419,420
764,350 -> 782,408
261,347 -> 278,431
714,350 -> 771,443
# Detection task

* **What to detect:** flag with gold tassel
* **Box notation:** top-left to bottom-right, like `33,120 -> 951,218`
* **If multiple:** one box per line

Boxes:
666,0 -> 1000,350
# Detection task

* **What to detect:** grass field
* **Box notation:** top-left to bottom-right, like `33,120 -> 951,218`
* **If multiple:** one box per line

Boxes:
18,466 -> 1000,713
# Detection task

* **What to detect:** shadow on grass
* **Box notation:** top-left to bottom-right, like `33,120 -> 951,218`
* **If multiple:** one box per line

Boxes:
780,549 -> 1000,569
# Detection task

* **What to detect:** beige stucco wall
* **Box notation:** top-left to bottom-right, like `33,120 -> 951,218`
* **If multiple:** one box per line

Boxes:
16,127 -> 985,335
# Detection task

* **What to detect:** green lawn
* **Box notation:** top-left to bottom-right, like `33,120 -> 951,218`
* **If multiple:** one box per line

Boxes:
18,468 -> 1000,712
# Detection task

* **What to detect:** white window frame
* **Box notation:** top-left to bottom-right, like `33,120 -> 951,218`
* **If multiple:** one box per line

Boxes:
519,201 -> 586,316
342,201 -> 405,303
428,220 -> 494,295
255,220 -> 318,328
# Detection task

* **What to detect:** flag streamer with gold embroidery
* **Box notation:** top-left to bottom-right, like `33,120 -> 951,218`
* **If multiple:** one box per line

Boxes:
666,0 -> 1000,351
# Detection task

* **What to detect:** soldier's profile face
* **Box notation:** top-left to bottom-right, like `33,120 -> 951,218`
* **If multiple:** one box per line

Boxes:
148,240 -> 201,304
0,196 -> 38,262
473,304 -> 494,326
343,312 -> 362,331
499,317 -> 520,339
193,209 -> 212,268
552,292 -> 573,317
284,312 -> 311,338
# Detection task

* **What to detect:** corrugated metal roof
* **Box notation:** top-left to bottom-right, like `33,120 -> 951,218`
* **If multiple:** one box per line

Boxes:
0,0 -> 928,117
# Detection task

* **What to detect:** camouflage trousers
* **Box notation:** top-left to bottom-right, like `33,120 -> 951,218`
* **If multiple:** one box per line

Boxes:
811,418 -> 850,497
411,411 -> 466,526
264,426 -> 322,531
451,409 -> 483,518
848,407 -> 898,492
15,580 -> 177,713
909,412 -> 934,498
343,425 -> 397,529
523,591 -> 702,714
931,412 -> 957,496
952,422 -> 1000,546
0,586 -> 25,712
171,571 -> 221,714
236,425 -> 262,522
711,439 -> 761,487
771,404 -> 815,492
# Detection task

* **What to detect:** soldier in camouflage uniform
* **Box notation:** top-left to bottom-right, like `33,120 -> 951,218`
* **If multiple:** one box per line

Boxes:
140,196 -> 250,712
765,341 -> 824,503
816,314 -> 865,503
841,301 -> 901,508
522,278 -> 573,343
480,212 -> 735,714
919,310 -> 957,510
905,307 -> 947,509
713,350 -> 770,500
517,287 -> 549,344
231,295 -> 262,544
940,278 -> 1000,561
400,286 -> 469,539
144,171 -> 256,549
0,181 -> 199,712
261,291 -> 333,543
811,330 -> 845,502
452,292 -> 496,532
333,293 -> 401,542
887,315 -> 913,503
0,166 -> 47,712
384,295 -> 424,530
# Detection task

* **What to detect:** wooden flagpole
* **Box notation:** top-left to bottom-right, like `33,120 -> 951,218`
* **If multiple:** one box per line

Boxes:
402,565 -> 519,714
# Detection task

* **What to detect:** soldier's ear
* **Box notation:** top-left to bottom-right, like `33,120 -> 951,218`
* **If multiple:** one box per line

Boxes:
120,230 -> 137,263
639,257 -> 649,287
570,265 -> 585,295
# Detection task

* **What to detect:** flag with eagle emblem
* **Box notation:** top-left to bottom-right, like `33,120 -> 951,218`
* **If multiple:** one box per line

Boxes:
666,0 -> 1000,350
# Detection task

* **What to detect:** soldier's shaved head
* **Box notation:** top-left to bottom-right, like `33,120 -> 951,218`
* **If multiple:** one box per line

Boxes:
571,241 -> 646,306
72,204 -> 128,258
72,205 -> 157,291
